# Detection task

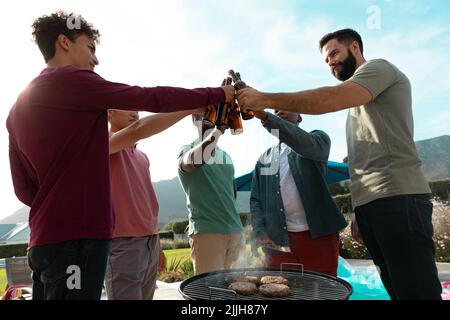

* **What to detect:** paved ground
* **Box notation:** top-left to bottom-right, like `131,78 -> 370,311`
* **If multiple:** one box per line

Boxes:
153,281 -> 184,300
100,280 -> 183,300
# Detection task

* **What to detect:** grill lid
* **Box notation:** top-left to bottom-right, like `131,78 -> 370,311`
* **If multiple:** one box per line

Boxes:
179,268 -> 352,300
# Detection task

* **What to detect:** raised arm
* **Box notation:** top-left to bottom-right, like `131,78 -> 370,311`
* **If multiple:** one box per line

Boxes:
109,108 -> 204,155
237,81 -> 372,114
179,128 -> 224,173
34,67 -> 236,113
254,111 -> 330,162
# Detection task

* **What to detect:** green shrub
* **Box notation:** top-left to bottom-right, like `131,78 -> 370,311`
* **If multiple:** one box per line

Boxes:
328,182 -> 350,196
432,200 -> 450,263
435,234 -> 450,263
0,244 -> 28,259
429,179 -> 450,202
333,193 -> 352,214
339,200 -> 450,262
339,224 -> 371,259
159,231 -> 174,240
158,255 -> 190,283
180,260 -> 194,279
172,219 -> 189,235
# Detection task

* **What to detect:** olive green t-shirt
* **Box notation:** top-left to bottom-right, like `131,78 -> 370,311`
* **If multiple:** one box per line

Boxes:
346,59 -> 431,209
177,142 -> 243,235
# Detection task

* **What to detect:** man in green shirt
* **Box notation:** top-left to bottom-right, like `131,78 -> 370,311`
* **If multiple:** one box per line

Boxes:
177,114 -> 244,275
236,29 -> 442,300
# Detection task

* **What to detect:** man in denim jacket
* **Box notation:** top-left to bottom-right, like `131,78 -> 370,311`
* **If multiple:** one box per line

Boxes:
250,110 -> 347,276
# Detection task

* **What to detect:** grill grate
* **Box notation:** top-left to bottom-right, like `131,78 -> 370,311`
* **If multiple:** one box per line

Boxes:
179,268 -> 352,300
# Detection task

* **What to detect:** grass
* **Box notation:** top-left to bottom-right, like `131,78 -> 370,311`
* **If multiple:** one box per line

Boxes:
159,248 -> 193,282
163,248 -> 191,265
0,269 -> 6,297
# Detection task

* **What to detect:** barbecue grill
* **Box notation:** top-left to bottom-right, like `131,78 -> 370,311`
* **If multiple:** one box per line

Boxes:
179,266 -> 353,300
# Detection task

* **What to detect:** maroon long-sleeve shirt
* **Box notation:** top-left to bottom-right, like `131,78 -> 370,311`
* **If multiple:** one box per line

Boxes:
6,66 -> 225,248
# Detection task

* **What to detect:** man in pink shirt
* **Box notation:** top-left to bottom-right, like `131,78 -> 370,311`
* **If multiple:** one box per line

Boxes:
6,11 -> 234,300
105,108 -> 203,300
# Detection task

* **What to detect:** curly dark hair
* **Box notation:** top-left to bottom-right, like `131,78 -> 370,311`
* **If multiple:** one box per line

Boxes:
32,10 -> 100,62
319,28 -> 363,54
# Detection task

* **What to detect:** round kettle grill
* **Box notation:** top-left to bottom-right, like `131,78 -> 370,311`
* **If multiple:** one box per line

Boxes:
179,265 -> 353,300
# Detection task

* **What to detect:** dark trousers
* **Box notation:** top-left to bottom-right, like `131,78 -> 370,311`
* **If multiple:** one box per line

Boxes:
355,194 -> 442,300
28,239 -> 111,300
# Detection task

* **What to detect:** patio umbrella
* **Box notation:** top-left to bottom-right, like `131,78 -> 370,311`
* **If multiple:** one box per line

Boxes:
236,161 -> 349,191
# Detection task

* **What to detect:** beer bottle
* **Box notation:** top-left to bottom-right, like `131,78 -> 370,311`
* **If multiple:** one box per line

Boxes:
202,105 -> 218,131
202,79 -> 225,131
228,70 -> 255,120
215,77 -> 232,131
228,103 -> 243,135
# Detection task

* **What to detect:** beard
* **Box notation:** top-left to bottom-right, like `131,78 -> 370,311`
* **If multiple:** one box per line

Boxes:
333,49 -> 357,81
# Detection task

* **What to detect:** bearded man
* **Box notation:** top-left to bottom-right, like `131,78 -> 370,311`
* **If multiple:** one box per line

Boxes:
237,28 -> 442,300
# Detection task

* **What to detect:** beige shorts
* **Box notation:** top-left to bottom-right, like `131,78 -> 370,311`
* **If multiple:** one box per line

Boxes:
189,232 -> 245,275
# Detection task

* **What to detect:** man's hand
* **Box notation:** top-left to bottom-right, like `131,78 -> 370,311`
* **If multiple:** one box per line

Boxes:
351,215 -> 364,244
236,87 -> 270,112
221,85 -> 236,104
256,234 -> 278,249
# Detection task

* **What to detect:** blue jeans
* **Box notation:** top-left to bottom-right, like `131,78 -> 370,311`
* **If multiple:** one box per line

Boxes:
355,194 -> 442,300
28,239 -> 110,300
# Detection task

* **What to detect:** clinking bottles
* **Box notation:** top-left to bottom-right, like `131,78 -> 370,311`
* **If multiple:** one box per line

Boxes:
228,70 -> 255,120
202,71 -> 249,135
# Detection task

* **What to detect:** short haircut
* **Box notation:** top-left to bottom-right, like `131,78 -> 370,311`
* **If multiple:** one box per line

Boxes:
32,10 -> 100,62
319,28 -> 363,54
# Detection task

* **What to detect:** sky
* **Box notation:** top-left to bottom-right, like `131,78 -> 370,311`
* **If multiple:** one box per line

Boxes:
0,0 -> 449,220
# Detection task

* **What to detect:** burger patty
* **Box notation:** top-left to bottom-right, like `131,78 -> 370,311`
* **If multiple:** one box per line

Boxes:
259,283 -> 291,298
230,275 -> 260,285
228,282 -> 259,296
260,275 -> 289,286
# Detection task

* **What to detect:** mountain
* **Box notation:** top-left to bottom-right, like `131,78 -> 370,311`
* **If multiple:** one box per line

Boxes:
154,133 -> 450,224
0,206 -> 29,224
154,177 -> 250,228
3,135 -> 447,230
0,179 -> 249,230
416,135 -> 450,181
153,177 -> 189,227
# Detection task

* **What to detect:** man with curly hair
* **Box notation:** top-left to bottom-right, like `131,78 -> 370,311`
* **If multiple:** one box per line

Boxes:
6,11 -> 235,300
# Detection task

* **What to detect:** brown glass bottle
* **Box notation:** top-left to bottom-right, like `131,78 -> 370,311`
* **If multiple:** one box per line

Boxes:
202,79 -> 226,130
202,105 -> 218,131
215,77 -> 232,130
228,104 -> 243,135
229,70 -> 255,120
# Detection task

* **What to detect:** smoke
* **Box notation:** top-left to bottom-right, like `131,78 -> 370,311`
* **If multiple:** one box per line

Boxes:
231,229 -> 266,270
